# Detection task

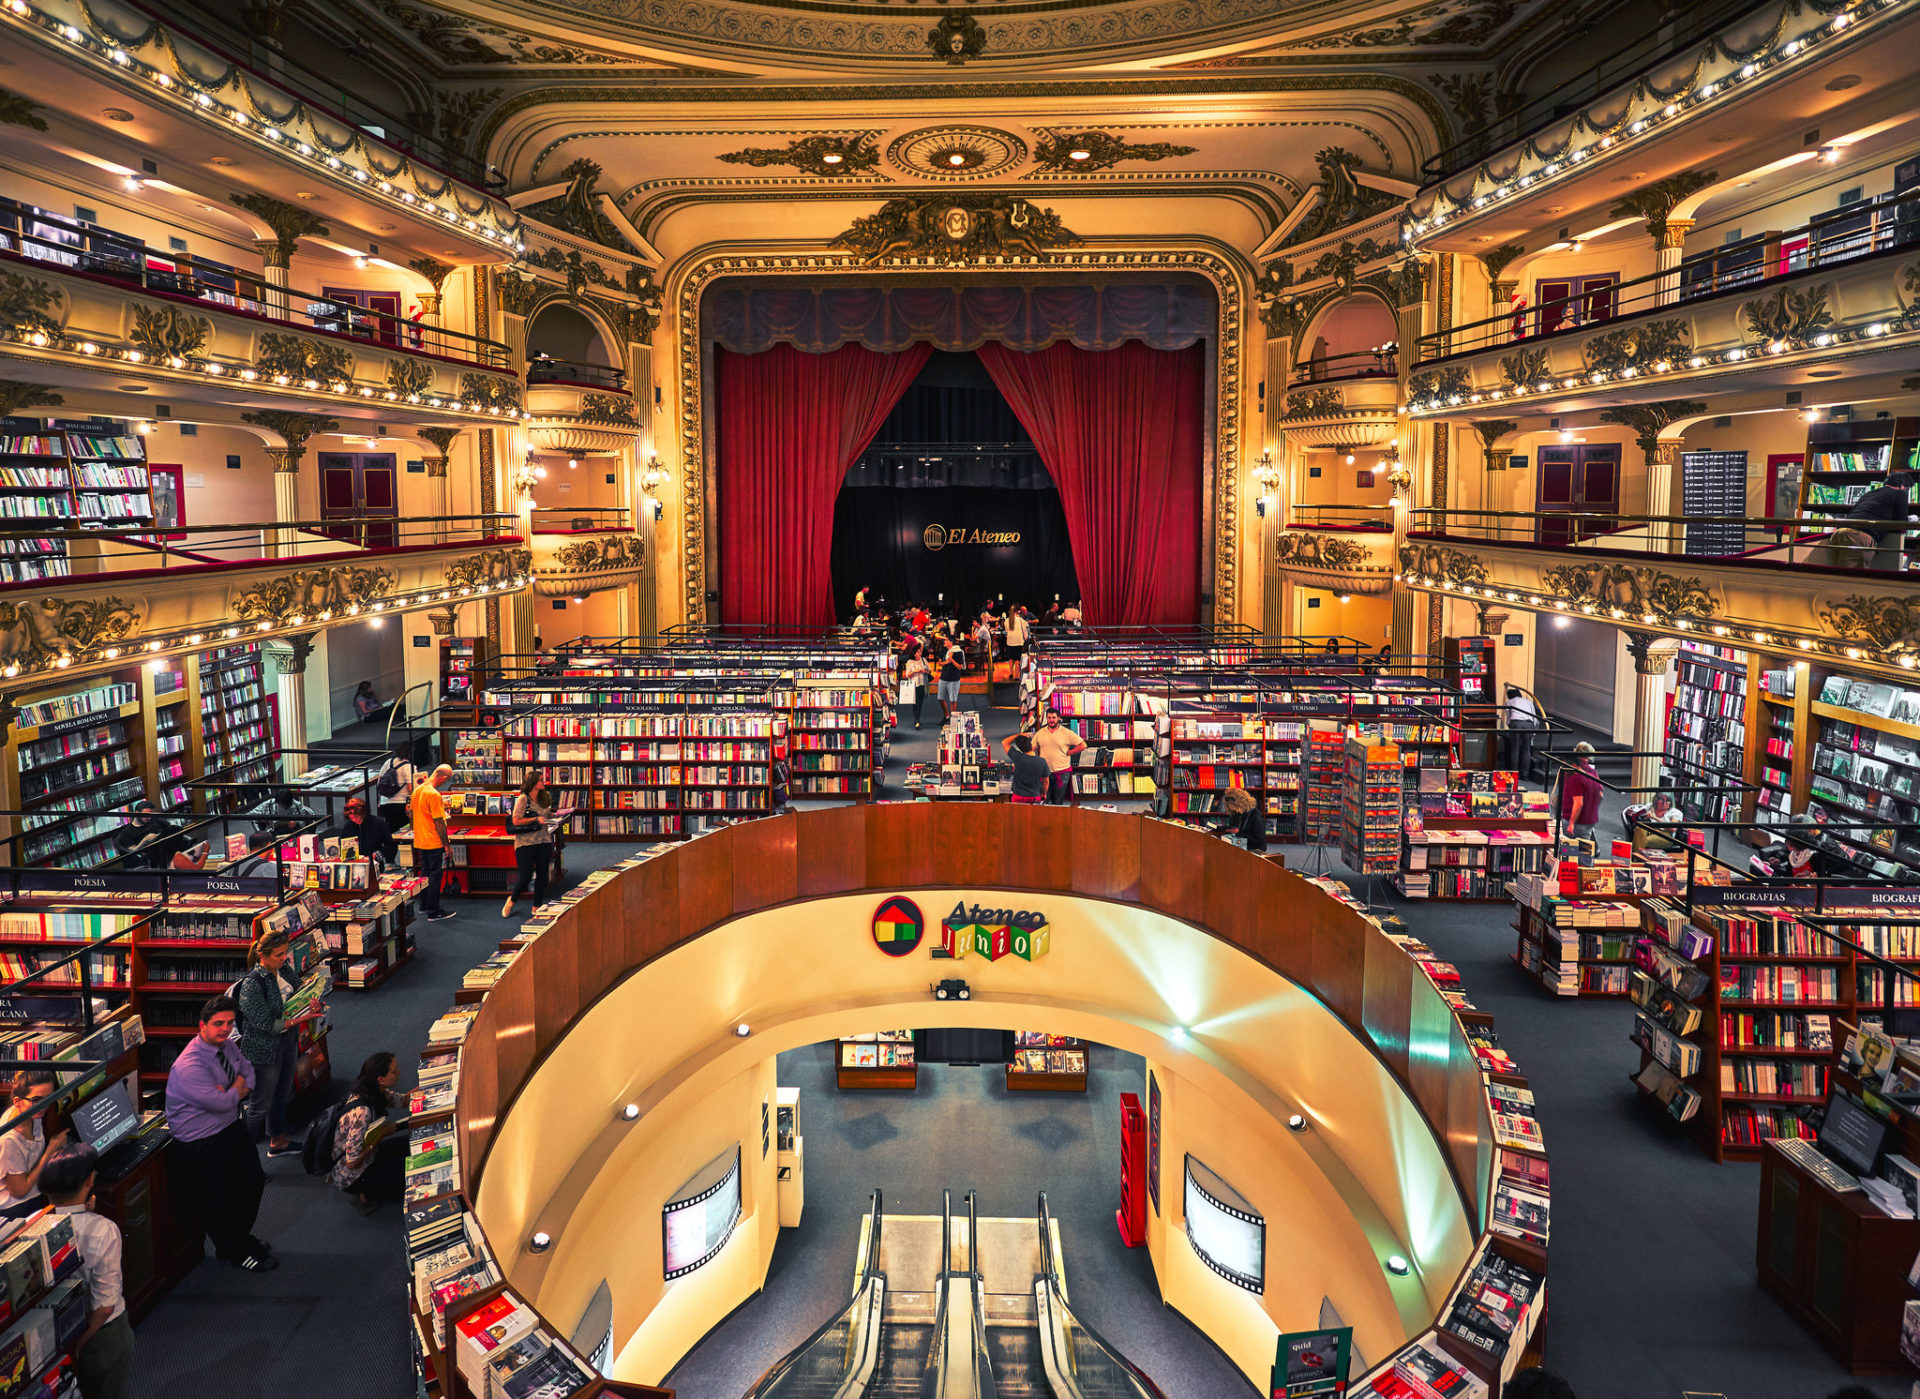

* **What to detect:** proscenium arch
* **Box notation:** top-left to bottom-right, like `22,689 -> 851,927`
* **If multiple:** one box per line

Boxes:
452,806 -> 1506,1393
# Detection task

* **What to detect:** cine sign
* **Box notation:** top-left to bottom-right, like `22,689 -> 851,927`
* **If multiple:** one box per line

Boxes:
924,524 -> 1021,551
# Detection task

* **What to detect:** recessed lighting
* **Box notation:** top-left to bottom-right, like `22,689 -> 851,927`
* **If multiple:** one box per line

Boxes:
821,152 -> 843,165
294,191 -> 319,201
1068,149 -> 1092,162
1825,74 -> 1862,91
948,153 -> 967,166
734,1023 -> 751,1037
116,383 -> 149,391
102,108 -> 134,122
1286,1114 -> 1308,1132
529,1232 -> 552,1253
1385,1255 -> 1411,1276
620,1103 -> 641,1121
209,156 -> 238,167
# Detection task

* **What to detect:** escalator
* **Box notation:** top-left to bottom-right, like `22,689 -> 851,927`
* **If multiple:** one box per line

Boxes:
744,1189 -> 1163,1399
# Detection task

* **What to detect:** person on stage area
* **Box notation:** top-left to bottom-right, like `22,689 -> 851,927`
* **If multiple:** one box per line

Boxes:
1061,601 -> 1083,626
1002,732 -> 1050,804
165,996 -> 275,1273
854,585 -> 870,614
1032,709 -> 1087,805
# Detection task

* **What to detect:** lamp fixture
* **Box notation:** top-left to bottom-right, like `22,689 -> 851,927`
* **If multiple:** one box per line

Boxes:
529,1232 -> 552,1253
1286,1114 -> 1308,1132
620,1103 -> 641,1121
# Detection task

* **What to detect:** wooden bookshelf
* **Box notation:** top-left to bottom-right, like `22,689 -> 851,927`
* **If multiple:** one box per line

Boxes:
1341,736 -> 1403,876
1007,1032 -> 1088,1092
786,682 -> 874,798
198,645 -> 277,791
1663,642 -> 1751,824
439,637 -> 492,727
1797,416 -> 1920,567
836,1030 -> 917,1090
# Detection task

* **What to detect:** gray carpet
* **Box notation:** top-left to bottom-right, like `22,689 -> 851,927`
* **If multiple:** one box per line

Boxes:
127,702 -> 1906,1399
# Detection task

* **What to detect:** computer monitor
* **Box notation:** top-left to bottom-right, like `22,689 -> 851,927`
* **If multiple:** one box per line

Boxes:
68,1078 -> 138,1157
1818,1092 -> 1889,1177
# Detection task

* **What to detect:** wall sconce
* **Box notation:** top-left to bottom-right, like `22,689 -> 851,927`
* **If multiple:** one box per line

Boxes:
512,454 -> 547,499
642,495 -> 663,521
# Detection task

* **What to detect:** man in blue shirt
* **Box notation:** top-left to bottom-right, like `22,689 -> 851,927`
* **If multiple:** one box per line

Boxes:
164,996 -> 277,1272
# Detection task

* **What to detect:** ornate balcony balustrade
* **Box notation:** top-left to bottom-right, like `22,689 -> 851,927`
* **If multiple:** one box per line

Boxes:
1273,514 -> 1397,595
0,516 -> 527,688
1399,508 -> 1920,679
524,383 -> 641,456
529,511 -> 644,597
1279,376 -> 1400,450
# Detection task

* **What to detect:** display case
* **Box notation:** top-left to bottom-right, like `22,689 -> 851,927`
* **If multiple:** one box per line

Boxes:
775,1085 -> 803,1227
836,1030 -> 917,1090
1006,1031 -> 1089,1092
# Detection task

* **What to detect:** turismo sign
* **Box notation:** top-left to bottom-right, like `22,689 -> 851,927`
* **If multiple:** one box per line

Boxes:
940,899 -> 1050,961
922,523 -> 1022,551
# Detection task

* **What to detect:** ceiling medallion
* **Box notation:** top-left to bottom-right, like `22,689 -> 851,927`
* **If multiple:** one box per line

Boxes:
887,126 -> 1028,182
831,195 -> 1079,265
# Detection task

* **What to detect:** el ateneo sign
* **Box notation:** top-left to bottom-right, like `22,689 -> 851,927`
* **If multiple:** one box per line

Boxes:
923,523 -> 1021,551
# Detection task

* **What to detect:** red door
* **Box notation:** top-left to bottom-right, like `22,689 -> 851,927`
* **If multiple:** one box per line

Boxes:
1535,444 -> 1622,544
318,453 -> 398,549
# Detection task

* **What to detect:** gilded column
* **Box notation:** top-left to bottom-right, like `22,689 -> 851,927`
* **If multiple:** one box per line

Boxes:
1625,630 -> 1681,794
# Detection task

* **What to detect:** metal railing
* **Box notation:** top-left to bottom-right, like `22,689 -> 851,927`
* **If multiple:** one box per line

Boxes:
1291,346 -> 1399,383
0,513 -> 520,589
1034,1192 -> 1164,1399
1418,0 -> 1780,182
1284,504 -> 1395,531
1407,507 -> 1919,574
0,199 -> 511,368
1418,191 -> 1920,361
529,507 -> 632,534
525,357 -> 627,391
128,0 -> 495,188
742,1189 -> 887,1399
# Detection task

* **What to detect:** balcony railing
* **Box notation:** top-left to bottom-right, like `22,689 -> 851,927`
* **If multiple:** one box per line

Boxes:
0,199 -> 511,369
526,357 -> 627,391
1288,505 -> 1395,531
1419,191 -> 1920,361
1419,0 -> 1778,183
1292,347 -> 1398,383
530,508 -> 632,534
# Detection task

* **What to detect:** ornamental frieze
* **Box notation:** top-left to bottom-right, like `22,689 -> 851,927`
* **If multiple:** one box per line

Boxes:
1398,543 -> 1487,587
1582,319 -> 1689,376
552,534 -> 645,571
1539,562 -> 1719,621
0,596 -> 141,669
257,333 -> 354,385
459,373 -> 525,413
232,566 -> 397,624
1819,595 -> 1920,652
1740,283 -> 1834,350
0,272 -> 64,343
831,196 -> 1080,265
1276,533 -> 1371,571
1283,387 -> 1343,420
130,305 -> 212,362
387,358 -> 435,398
446,548 -> 533,591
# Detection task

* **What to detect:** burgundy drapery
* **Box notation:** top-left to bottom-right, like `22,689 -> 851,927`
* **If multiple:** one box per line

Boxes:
975,340 -> 1204,628
717,341 -> 932,630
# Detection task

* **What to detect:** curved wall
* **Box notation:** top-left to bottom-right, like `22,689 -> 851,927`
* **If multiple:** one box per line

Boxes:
453,808 -> 1501,1390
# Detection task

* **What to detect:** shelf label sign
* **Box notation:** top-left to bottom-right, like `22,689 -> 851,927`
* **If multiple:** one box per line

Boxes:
940,899 -> 1050,962
1272,1327 -> 1350,1399
871,895 -> 925,957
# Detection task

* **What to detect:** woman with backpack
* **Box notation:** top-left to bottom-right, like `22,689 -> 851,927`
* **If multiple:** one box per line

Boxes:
375,745 -> 414,833
327,1052 -> 406,1215
236,934 -> 324,1158
501,773 -> 559,920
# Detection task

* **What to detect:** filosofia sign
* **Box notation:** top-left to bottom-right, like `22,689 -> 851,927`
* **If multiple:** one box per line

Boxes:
923,523 -> 1022,551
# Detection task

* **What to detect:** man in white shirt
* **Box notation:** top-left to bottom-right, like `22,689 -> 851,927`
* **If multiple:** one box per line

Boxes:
1030,709 -> 1088,805
41,1141 -> 132,1399
1502,685 -> 1541,782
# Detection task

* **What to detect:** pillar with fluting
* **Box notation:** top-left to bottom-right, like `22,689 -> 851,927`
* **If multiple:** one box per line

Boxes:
1654,219 -> 1693,307
269,447 -> 300,558
1626,630 -> 1681,794
269,631 -> 319,775
255,240 -> 291,321
1648,439 -> 1683,554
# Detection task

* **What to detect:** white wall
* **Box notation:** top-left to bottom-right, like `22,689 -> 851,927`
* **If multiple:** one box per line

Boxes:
325,619 -> 404,731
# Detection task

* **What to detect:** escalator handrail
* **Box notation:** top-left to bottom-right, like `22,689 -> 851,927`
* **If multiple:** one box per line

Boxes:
741,1190 -> 886,1399
967,1191 -> 981,1284
1032,1192 -> 1169,1399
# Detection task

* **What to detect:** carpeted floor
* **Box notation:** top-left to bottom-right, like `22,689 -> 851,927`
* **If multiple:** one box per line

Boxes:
127,699 -> 1909,1399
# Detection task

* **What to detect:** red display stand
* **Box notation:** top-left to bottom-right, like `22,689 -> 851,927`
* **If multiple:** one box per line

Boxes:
1117,1091 -> 1147,1247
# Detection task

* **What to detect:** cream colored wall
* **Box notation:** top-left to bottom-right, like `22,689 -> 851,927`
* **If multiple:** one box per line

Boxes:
0,162 -> 260,266
535,591 -> 623,650
123,421 -> 277,533
1687,154 -> 1911,248
478,891 -> 1477,1392
1295,588 -> 1391,647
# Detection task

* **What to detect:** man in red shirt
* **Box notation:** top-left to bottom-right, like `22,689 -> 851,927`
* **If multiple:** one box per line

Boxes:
1558,742 -> 1604,845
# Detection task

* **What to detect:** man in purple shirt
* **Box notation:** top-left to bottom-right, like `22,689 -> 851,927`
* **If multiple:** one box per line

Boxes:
164,996 -> 277,1272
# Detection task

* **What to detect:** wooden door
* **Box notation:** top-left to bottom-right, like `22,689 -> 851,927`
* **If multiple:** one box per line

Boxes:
317,452 -> 398,549
1534,443 -> 1621,544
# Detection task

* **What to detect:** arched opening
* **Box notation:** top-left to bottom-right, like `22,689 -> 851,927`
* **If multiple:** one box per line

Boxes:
526,302 -> 625,390
1296,296 -> 1398,383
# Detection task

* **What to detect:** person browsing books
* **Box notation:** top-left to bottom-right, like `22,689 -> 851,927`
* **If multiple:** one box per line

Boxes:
1212,785 -> 1268,853
330,1051 -> 408,1215
1557,743 -> 1604,845
237,933 -> 324,1157
40,1142 -> 132,1399
164,995 -> 275,1272
411,766 -> 456,922
375,745 -> 415,832
1001,733 -> 1050,805
111,802 -> 206,871
1841,467 -> 1916,570
1031,710 -> 1087,805
501,775 -> 564,920
0,1069 -> 65,1217
332,797 -> 396,868
248,786 -> 316,838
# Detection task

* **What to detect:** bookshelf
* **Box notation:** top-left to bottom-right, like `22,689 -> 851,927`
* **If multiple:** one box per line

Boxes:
1303,723 -> 1345,845
8,677 -> 147,869
63,429 -> 154,527
1399,769 -> 1552,902
314,873 -> 421,991
440,638 -> 492,727
1797,417 -> 1920,568
1006,1032 -> 1088,1092
198,645 -> 277,790
0,428 -> 73,583
1511,876 -> 1646,997
1806,671 -> 1920,877
836,1030 -> 917,1090
1662,642 -> 1750,823
1442,636 -> 1495,703
1163,711 -> 1262,827
1340,736 -> 1403,876
786,682 -> 873,798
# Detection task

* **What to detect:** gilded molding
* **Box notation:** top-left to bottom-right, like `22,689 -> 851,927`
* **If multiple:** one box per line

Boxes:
1283,387 -> 1343,419
1820,595 -> 1920,652
0,596 -> 141,669
232,566 -> 397,624
1398,542 -> 1485,586
1595,399 -> 1707,463
446,548 -> 534,590
1498,346 -> 1549,390
238,410 -> 339,462
257,333 -> 353,385
831,197 -> 1080,264
1539,562 -> 1719,620
1407,365 -> 1470,408
408,256 -> 456,293
0,273 -> 64,342
927,13 -> 987,64
1276,533 -> 1370,570
1582,318 -> 1689,376
1029,131 -> 1197,174
581,392 -> 639,424
130,305 -> 212,362
387,358 -> 435,398
1608,171 -> 1718,243
1740,283 -> 1834,349
460,373 -> 525,413
1275,148 -> 1402,251
719,135 -> 882,178
551,534 -> 646,571
229,194 -> 329,263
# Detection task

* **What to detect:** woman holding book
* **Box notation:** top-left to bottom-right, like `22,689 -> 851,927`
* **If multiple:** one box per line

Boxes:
330,1051 -> 407,1215
236,934 -> 325,1157
501,774 -> 560,920
0,1069 -> 66,1216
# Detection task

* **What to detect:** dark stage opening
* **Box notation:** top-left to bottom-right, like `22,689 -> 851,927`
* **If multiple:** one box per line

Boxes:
830,351 -> 1081,617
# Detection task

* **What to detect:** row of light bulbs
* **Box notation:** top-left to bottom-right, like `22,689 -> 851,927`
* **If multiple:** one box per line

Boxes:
1403,574 -> 1904,666
16,328 -> 528,417
3,0 -> 523,250
1404,0 -> 1887,237
0,576 -> 530,680
1406,321 -> 1906,415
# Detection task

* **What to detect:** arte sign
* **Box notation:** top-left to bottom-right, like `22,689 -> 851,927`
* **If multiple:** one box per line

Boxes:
922,523 -> 1022,551
871,895 -> 925,956
939,899 -> 1050,961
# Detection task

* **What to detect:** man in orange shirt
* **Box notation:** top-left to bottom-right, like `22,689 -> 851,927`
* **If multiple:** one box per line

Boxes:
411,765 -> 456,922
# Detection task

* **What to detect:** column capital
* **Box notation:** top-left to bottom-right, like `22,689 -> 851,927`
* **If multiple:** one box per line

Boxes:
428,607 -> 458,637
254,239 -> 290,271
265,446 -> 298,474
276,630 -> 318,675
1656,218 -> 1695,252
1473,602 -> 1511,637
1625,629 -> 1682,675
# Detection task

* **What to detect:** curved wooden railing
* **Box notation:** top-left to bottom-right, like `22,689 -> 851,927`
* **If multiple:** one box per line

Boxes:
450,805 -> 1527,1388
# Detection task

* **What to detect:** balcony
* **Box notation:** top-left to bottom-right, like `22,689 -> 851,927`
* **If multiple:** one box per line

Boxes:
1278,374 -> 1400,449
1406,200 -> 1920,417
530,510 -> 644,598
525,377 -> 641,456
0,515 -> 529,688
0,204 -> 521,420
1273,508 -> 1396,595
1398,507 -> 1920,679
1407,0 -> 1920,246
0,0 -> 520,256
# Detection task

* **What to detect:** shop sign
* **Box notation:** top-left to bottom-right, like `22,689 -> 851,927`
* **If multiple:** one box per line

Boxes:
939,899 -> 1050,961
871,895 -> 925,957
922,524 -> 1022,551
1271,1327 -> 1350,1398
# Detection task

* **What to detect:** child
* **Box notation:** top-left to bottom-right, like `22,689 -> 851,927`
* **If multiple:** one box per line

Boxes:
0,1069 -> 65,1215
40,1141 -> 132,1399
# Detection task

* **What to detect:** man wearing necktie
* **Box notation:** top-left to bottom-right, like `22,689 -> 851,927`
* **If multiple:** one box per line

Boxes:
164,996 -> 277,1272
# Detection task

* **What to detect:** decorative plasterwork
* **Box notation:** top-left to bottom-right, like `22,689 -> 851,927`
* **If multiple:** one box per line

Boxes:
1740,283 -> 1835,350
459,373 -> 525,414
581,392 -> 638,425
130,305 -> 212,362
519,160 -> 635,252
1285,0 -> 1525,49
1283,387 -> 1342,420
831,197 -> 1080,265
0,87 -> 48,131
1595,399 -> 1707,463
1538,562 -> 1720,622
230,193 -> 329,264
370,0 -> 663,66
0,381 -> 62,416
1582,320 -> 1689,377
1408,0 -> 1889,238
239,410 -> 339,464
533,532 -> 646,597
1397,542 -> 1486,587
1274,531 -> 1393,594
1607,171 -> 1719,244
671,247 -> 1247,629
0,596 -> 141,671
447,548 -> 535,591
1276,148 -> 1402,251
886,127 -> 1028,182
0,273 -> 63,343
927,13 -> 987,64
8,1 -> 520,252
387,358 -> 435,398
720,135 -> 882,178
232,566 -> 398,624
1407,365 -> 1470,410
1029,131 -> 1198,174
257,333 -> 354,386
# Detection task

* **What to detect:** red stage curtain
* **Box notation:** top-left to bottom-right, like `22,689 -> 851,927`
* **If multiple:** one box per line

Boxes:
718,341 -> 932,629
976,340 -> 1205,627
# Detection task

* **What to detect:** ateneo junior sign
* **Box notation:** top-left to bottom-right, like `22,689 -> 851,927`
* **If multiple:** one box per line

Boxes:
923,523 -> 1021,551
940,899 -> 1051,961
